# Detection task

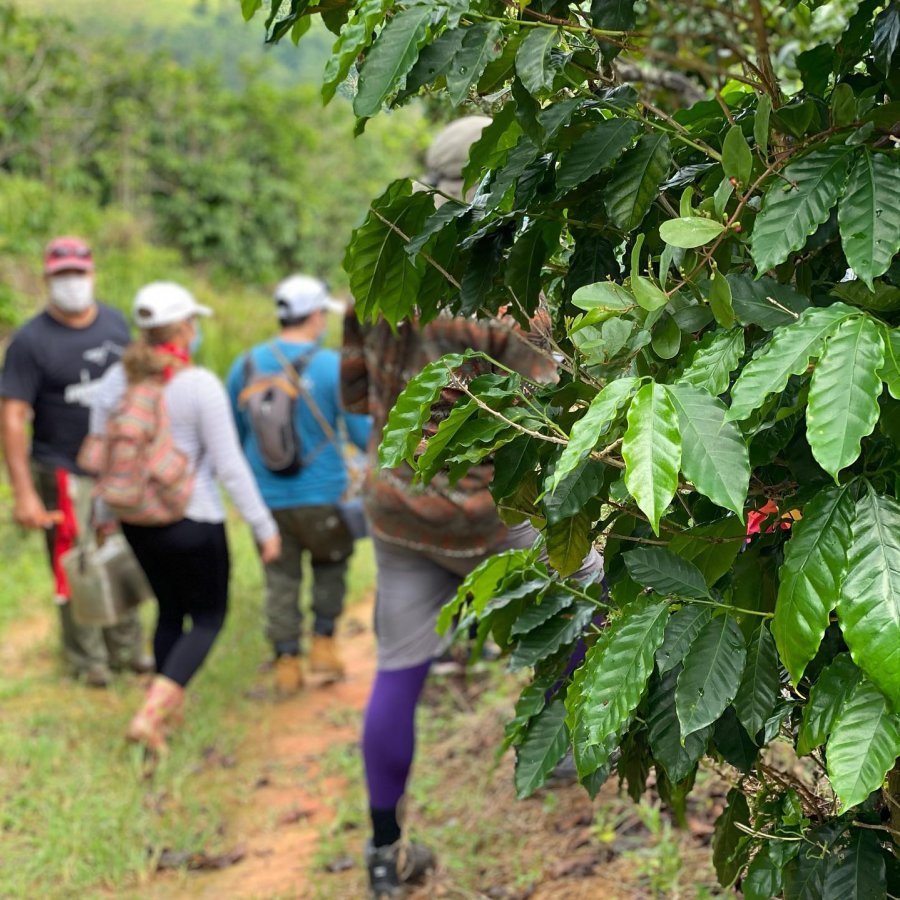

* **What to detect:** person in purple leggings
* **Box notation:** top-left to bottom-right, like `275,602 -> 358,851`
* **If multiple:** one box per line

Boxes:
341,118 -> 604,899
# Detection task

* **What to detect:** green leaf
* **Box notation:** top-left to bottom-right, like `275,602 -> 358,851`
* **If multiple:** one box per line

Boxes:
668,383 -> 749,519
676,328 -> 745,396
676,614 -> 746,738
510,601 -> 595,670
880,327 -> 900,400
554,119 -> 638,196
445,22 -> 503,106
823,828 -> 887,900
783,823 -> 844,900
622,382 -> 681,534
797,652 -> 861,756
733,622 -> 780,737
378,352 -> 467,469
624,546 -> 711,599
241,0 -> 263,21
873,2 -> 900,73
648,666 -> 712,782
831,82 -> 857,128
713,705 -> 760,772
751,146 -> 855,273
605,135 -> 672,233
658,216 -> 726,249
353,4 -> 435,117
712,788 -> 751,887
546,510 -> 593,578
655,605 -> 712,675
462,102 -> 521,192
727,304 -> 859,422
591,0 -> 637,59
632,275 -> 669,312
651,314 -> 681,359
838,490 -> 900,707
398,27 -> 467,100
708,270 -> 735,329
510,587 -> 575,637
722,125 -> 753,187
754,94 -> 772,159
544,460 -> 605,525
806,315 -> 884,479
774,484 -> 855,686
514,699 -> 569,798
547,378 -> 639,493
838,150 -> 900,290
416,400 -> 477,482
728,274 -> 810,330
668,517 -> 746,586
515,26 -> 558,96
347,180 -> 434,327
826,677 -> 900,811
581,597 -> 670,750
571,281 -> 635,317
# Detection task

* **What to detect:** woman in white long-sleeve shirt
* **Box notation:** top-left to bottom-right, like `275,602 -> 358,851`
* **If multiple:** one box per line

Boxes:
90,282 -> 281,754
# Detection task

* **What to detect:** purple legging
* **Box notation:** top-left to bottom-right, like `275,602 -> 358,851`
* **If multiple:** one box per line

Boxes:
363,660 -> 432,809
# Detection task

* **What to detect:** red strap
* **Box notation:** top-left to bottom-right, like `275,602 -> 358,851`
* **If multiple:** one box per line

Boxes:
52,469 -> 78,600
154,343 -> 191,382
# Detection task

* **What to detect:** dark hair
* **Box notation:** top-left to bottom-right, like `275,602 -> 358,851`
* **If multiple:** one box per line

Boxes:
278,313 -> 313,328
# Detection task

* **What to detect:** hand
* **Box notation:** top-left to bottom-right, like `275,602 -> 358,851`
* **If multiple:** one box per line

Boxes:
13,491 -> 61,530
258,533 -> 282,564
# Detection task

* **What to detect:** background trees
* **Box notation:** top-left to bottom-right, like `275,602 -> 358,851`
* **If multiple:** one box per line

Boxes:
247,0 -> 900,894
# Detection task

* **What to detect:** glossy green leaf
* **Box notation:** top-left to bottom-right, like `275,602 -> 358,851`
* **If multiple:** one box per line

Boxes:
322,0 -> 388,101
734,622 -> 780,736
514,699 -> 569,798
754,93 -> 772,158
398,27 -> 466,100
880,327 -> 900,399
515,26 -> 558,96
806,315 -> 884,479
582,596 -> 670,748
571,281 -> 635,317
504,221 -> 555,316
838,150 -> 900,289
445,22 -> 503,106
826,677 -> 900,811
744,843 -> 796,900
605,135 -> 672,232
622,383 -> 681,534
727,304 -> 859,421
823,827 -> 887,900
651,314 -> 681,359
708,270 -> 735,329
713,706 -> 760,772
873,2 -> 900,72
632,275 -> 669,312
774,484 -> 855,686
510,601 -> 595,671
548,378 -> 639,493
751,146 -> 855,273
510,588 -> 575,637
676,614 -> 747,738
655,605 -> 713,674
546,510 -> 593,578
722,124 -> 753,187
416,400 -> 477,482
676,328 -> 745,396
797,652 -> 861,756
668,383 -> 749,518
648,666 -> 711,782
658,216 -> 726,249
712,788 -> 751,887
353,4 -> 434,117
668,517 -> 746,586
624,546 -> 711,600
241,0 -> 263,21
554,118 -> 638,196
838,490 -> 900,706
728,274 -> 810,330
543,460 -> 605,525
783,823 -> 844,900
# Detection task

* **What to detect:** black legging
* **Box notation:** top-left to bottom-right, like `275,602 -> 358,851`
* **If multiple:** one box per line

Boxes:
122,519 -> 230,687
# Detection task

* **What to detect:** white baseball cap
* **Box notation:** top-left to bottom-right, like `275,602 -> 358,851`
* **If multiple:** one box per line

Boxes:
274,274 -> 346,320
132,282 -> 212,328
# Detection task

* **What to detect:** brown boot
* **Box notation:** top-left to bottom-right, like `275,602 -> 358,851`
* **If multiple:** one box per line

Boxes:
126,675 -> 184,755
309,634 -> 345,680
274,654 -> 304,696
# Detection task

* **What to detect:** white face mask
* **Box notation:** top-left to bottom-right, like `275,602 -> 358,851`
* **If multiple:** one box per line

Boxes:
49,275 -> 94,314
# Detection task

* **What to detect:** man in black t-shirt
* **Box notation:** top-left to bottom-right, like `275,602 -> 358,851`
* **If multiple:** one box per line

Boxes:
0,236 -> 148,686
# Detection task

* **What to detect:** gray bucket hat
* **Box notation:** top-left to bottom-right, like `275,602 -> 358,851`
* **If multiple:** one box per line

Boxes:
421,116 -> 492,202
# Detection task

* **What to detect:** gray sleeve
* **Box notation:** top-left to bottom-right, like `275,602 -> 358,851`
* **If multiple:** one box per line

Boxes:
193,371 -> 278,542
89,363 -> 127,435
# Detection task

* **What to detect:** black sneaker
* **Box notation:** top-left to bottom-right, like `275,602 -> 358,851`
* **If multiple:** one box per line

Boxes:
365,840 -> 436,899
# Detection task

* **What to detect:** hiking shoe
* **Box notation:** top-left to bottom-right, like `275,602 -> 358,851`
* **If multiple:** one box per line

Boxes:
81,664 -> 112,688
274,654 -> 304,695
365,840 -> 436,899
309,635 -> 345,680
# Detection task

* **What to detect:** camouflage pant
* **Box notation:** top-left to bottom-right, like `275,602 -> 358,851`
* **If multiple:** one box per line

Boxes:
35,463 -> 145,675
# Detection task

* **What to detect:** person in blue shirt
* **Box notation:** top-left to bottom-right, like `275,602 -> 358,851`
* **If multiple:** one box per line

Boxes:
227,275 -> 371,694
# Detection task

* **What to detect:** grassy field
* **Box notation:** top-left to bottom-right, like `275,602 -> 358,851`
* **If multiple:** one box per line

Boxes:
0,510 -> 375,898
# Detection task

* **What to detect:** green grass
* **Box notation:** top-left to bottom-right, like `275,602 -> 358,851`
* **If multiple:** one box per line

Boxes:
0,512 -> 374,898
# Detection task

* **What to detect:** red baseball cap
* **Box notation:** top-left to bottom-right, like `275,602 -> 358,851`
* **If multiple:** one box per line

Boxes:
44,236 -> 94,275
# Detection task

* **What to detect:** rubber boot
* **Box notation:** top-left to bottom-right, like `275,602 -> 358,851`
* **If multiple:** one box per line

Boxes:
126,675 -> 184,755
309,634 -> 345,680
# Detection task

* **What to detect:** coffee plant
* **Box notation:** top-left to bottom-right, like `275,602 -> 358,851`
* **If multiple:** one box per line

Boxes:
246,0 -> 900,894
